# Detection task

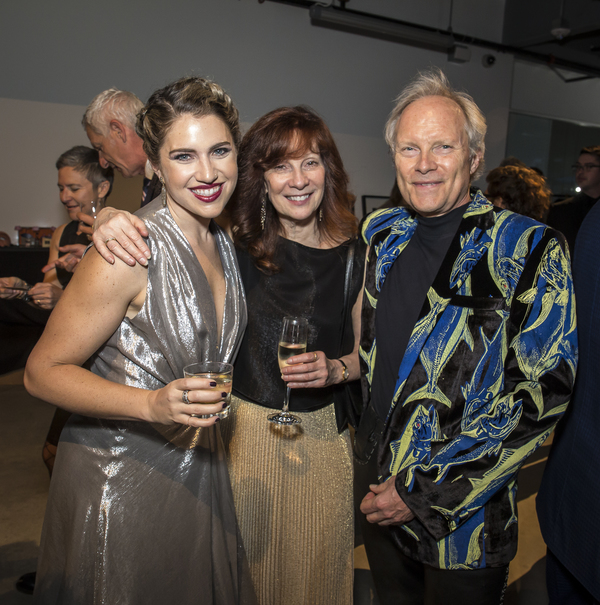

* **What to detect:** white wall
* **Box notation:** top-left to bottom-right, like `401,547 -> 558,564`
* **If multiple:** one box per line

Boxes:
511,60 -> 600,127
0,0 -> 515,241
0,98 -> 89,243
347,0 -> 505,42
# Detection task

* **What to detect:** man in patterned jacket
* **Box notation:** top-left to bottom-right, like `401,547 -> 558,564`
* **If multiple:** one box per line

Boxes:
354,69 -> 577,605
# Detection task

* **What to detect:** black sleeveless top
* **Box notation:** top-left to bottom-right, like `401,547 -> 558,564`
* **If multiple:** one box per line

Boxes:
56,221 -> 91,288
233,237 -> 365,414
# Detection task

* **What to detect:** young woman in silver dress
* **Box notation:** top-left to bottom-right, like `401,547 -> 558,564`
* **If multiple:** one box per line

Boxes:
25,77 -> 255,605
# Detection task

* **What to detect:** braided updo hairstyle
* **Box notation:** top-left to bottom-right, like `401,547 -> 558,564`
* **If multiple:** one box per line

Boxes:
136,76 -> 241,167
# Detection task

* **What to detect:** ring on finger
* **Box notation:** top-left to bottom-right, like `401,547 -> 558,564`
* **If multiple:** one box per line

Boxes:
182,390 -> 191,405
105,237 -> 117,244
313,352 -> 318,362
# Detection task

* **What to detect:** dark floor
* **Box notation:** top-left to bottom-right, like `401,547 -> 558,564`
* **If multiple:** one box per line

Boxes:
0,369 -> 549,604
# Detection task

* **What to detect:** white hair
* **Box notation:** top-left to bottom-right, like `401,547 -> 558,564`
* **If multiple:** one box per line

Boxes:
385,68 -> 487,180
82,88 -> 144,136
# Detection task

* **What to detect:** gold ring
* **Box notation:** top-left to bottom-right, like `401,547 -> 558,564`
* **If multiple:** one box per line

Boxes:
313,352 -> 318,362
105,237 -> 117,244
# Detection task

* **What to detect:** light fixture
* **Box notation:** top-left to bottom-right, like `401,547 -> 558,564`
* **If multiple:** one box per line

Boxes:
309,5 -> 454,53
448,44 -> 471,64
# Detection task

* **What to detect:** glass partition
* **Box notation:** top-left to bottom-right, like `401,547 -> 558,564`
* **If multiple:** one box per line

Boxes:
505,112 -> 600,200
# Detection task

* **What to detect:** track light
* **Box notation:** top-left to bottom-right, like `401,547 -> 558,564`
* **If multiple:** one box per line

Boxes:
309,5 -> 454,53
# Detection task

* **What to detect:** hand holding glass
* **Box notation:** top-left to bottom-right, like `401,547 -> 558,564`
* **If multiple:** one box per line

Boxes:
183,362 -> 233,419
268,316 -> 308,426
78,200 -> 105,238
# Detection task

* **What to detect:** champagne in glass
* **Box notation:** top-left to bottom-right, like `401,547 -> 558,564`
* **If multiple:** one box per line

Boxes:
183,362 -> 233,419
278,342 -> 307,369
269,316 -> 308,426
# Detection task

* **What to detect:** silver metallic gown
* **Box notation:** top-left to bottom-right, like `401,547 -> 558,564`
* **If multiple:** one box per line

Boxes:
33,198 -> 254,605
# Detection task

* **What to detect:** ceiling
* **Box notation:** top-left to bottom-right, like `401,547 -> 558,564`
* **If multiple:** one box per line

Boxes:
266,0 -> 600,79
503,0 -> 600,79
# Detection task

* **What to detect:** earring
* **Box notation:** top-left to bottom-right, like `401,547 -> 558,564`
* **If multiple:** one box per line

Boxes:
261,193 -> 267,230
319,207 -> 323,222
160,176 -> 167,206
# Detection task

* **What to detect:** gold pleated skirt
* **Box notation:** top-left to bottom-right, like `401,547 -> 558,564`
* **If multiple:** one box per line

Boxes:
221,396 -> 354,605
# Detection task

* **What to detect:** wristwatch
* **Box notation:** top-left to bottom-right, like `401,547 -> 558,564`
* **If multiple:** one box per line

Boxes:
339,359 -> 349,382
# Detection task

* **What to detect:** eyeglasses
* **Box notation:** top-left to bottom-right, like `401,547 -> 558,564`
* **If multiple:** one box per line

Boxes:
571,163 -> 600,173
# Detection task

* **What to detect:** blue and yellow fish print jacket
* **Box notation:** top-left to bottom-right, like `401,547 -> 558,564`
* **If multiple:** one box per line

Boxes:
359,191 -> 577,569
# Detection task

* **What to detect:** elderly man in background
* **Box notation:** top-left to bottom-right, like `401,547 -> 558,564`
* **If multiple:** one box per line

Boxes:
82,88 -> 157,198
46,89 -> 160,276
354,69 -> 577,605
546,145 -> 600,253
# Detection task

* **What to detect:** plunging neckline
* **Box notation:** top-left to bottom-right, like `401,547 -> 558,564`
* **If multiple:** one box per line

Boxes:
164,207 -> 229,356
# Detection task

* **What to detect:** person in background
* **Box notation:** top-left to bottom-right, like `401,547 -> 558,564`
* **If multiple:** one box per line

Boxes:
91,105 -> 365,605
0,147 -> 113,382
46,90 -> 163,278
25,76 -> 254,604
0,146 -> 112,310
537,200 -> 600,605
355,69 -> 576,605
546,145 -> 600,252
485,164 -> 551,221
5,146 -> 113,596
82,88 -> 159,202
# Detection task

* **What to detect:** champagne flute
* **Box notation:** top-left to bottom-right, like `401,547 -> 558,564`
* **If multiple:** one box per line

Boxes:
90,199 -> 106,219
79,200 -> 105,239
268,316 -> 308,426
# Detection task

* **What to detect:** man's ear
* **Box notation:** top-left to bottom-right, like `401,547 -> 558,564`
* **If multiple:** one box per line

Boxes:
109,120 -> 127,143
470,151 -> 482,176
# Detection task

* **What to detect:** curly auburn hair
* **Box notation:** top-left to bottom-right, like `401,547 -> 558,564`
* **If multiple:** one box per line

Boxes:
485,165 -> 551,221
229,106 -> 357,273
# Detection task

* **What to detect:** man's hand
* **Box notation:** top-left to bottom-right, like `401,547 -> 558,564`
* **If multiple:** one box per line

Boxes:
42,244 -> 87,274
360,475 -> 415,526
92,207 -> 150,267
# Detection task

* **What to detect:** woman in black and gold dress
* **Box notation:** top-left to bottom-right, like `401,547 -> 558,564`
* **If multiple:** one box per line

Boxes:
221,106 -> 364,605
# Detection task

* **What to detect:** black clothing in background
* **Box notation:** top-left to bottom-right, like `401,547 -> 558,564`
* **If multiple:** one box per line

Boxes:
141,174 -> 162,208
56,220 -> 90,288
0,219 -> 88,374
537,198 -> 600,603
371,204 -> 465,420
546,192 -> 598,255
233,237 -> 365,419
